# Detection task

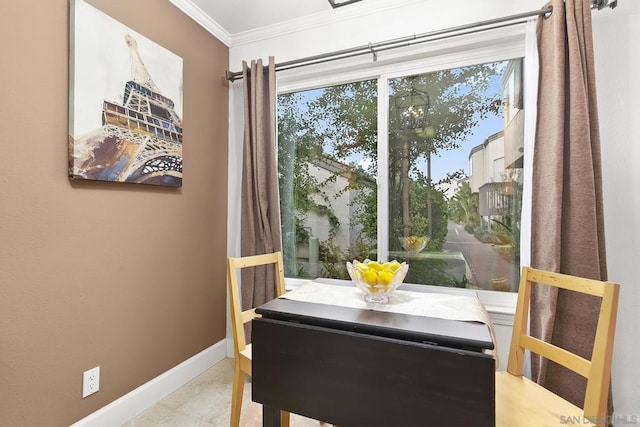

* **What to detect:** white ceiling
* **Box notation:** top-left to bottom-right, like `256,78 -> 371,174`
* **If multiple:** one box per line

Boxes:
188,0 -> 334,35
168,0 -> 426,45
175,0 -> 616,46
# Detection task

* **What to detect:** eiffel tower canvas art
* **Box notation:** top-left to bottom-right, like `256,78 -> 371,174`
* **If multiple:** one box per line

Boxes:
69,0 -> 183,187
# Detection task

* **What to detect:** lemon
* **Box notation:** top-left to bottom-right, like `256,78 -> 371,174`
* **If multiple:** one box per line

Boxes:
367,261 -> 383,272
361,268 -> 378,285
378,270 -> 394,286
388,260 -> 401,272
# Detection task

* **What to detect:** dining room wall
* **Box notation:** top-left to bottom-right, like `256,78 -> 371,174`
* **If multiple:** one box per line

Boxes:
0,0 -> 229,425
228,0 -> 640,419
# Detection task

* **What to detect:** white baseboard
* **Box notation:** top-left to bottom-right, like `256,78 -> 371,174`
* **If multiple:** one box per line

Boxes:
71,339 -> 229,427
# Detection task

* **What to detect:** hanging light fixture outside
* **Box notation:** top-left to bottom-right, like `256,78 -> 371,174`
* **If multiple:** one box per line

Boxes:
394,78 -> 430,134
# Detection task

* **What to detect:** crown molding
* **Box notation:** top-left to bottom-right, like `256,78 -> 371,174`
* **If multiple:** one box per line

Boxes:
230,0 -> 426,47
167,0 -> 232,46
167,0 -> 428,48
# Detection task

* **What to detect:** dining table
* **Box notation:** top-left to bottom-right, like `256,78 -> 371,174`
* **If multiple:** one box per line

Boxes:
252,280 -> 497,427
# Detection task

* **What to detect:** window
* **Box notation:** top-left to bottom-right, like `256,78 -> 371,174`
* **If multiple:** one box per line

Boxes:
277,39 -> 526,294
278,80 -> 378,280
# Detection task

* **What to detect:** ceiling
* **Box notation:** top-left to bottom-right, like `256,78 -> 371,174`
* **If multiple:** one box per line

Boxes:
187,0 -> 379,35
177,0 -> 616,42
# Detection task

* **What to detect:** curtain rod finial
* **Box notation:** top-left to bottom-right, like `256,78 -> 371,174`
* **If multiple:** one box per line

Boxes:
225,70 -> 236,82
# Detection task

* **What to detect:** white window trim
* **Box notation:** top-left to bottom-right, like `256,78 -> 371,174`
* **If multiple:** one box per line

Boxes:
277,22 -> 539,321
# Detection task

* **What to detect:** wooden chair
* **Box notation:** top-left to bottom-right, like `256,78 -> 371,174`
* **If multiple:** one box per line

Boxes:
495,267 -> 620,427
227,251 -> 290,427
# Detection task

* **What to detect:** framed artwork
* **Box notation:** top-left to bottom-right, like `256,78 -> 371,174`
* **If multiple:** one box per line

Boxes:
69,0 -> 183,187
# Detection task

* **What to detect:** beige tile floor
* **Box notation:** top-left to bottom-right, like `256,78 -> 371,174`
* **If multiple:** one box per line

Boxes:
122,357 -> 329,427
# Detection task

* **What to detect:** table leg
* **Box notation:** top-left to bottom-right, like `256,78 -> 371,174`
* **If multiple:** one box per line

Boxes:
262,405 -> 281,427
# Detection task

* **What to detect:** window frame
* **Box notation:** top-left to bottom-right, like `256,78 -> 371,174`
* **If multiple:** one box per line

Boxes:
276,25 -> 533,316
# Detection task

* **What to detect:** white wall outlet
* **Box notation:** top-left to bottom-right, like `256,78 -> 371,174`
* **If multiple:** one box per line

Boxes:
82,366 -> 100,398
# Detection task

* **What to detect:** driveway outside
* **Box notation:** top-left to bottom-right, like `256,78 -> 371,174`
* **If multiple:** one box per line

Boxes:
443,220 -> 516,290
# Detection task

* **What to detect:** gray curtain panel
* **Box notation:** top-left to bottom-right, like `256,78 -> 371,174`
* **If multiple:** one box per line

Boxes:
240,57 -> 282,313
531,0 -> 610,414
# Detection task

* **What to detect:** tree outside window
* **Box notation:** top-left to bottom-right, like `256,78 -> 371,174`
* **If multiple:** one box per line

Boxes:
277,58 -> 524,292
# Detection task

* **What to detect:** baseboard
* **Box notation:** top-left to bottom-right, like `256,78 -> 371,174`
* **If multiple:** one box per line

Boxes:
71,339 -> 228,427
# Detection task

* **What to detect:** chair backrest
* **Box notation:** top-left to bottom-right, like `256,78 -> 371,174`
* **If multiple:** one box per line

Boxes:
507,266 -> 620,419
227,251 -> 287,357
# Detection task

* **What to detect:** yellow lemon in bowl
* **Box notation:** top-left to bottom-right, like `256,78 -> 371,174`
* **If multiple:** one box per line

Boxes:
378,270 -> 394,287
355,263 -> 368,273
387,260 -> 401,273
361,268 -> 378,286
367,261 -> 384,272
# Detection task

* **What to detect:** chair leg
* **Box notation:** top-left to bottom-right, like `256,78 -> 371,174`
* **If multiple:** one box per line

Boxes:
281,410 -> 290,427
230,363 -> 245,427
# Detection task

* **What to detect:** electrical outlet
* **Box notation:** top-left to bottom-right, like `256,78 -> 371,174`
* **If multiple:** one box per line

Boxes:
82,366 -> 100,398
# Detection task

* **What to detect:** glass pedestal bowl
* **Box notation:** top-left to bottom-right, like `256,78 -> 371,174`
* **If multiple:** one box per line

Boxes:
399,235 -> 428,255
346,259 -> 409,303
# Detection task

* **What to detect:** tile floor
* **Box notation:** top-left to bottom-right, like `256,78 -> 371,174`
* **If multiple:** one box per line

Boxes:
122,357 -> 328,427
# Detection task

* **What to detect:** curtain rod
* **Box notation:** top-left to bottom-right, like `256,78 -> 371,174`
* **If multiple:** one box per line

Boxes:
225,1 -> 616,82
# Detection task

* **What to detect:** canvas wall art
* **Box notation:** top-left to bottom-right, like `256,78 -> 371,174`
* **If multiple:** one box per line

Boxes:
69,0 -> 183,187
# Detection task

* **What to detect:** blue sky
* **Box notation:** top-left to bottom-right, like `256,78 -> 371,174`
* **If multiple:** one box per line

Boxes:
429,111 -> 502,183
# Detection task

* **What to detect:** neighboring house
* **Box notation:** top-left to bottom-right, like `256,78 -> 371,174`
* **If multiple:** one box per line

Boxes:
469,130 -> 506,226
468,59 -> 525,228
296,156 -> 375,273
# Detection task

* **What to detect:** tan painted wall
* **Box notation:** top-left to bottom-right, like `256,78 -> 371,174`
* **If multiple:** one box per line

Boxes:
0,1 -> 229,425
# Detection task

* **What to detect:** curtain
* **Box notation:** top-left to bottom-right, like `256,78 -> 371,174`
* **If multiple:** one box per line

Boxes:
240,57 -> 282,311
531,0 -> 610,415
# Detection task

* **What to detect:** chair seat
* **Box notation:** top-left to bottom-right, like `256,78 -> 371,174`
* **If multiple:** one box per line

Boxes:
495,371 -> 594,427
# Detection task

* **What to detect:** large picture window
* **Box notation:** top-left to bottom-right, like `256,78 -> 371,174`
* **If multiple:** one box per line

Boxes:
278,57 -> 525,293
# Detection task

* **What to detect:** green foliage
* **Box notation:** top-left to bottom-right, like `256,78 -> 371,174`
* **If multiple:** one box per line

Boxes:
386,65 -> 499,251
306,81 -> 379,171
353,186 -> 378,243
491,169 -> 523,262
278,91 -> 347,273
294,218 -> 310,244
491,218 -> 521,260
388,64 -> 502,171
296,263 -> 308,278
448,180 -> 480,228
277,65 -> 502,276
319,236 -> 374,280
388,177 -> 449,252
393,254 -> 469,288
